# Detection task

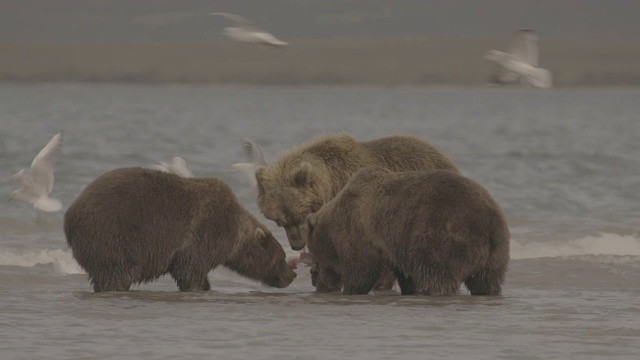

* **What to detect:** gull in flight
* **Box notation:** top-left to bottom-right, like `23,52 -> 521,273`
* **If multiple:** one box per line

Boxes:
230,137 -> 268,196
9,132 -> 64,220
210,12 -> 289,49
484,29 -> 552,88
151,157 -> 194,178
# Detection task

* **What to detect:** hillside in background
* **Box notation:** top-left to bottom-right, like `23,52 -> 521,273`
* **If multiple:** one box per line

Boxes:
1,1 -> 639,86
2,0 -> 640,43
2,39 -> 639,86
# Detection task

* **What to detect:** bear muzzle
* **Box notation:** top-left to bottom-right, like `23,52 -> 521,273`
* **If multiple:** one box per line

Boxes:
275,269 -> 297,288
285,225 -> 307,251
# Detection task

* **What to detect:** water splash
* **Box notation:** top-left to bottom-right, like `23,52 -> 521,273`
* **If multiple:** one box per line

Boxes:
511,233 -> 640,262
2,233 -> 638,276
0,245 -> 304,276
0,247 -> 84,274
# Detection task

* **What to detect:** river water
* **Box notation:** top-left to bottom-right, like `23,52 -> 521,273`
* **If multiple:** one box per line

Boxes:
1,84 -> 639,359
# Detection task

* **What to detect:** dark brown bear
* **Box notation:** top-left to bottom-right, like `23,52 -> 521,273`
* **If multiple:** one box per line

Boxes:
306,167 -> 509,296
255,133 -> 459,251
64,167 -> 296,292
255,133 -> 459,290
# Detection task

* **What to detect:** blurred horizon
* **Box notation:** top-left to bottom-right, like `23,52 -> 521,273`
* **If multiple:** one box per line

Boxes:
1,0 -> 639,86
2,0 -> 640,43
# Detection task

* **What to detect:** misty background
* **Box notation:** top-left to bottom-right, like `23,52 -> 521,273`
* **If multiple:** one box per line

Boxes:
1,0 -> 640,85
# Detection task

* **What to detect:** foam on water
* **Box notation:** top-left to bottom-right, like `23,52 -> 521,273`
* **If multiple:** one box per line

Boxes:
511,232 -> 640,262
0,245 -> 305,276
0,247 -> 84,274
2,233 -> 638,278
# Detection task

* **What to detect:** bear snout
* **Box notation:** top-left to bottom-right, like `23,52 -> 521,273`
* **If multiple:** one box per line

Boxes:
285,225 -> 307,250
276,269 -> 297,288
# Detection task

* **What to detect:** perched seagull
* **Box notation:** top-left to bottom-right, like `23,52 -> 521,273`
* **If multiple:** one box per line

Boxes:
210,12 -> 289,49
229,137 -> 268,196
151,157 -> 194,178
485,29 -> 552,88
9,132 -> 64,219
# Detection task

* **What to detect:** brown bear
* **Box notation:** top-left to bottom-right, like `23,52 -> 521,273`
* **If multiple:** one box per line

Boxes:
306,166 -> 510,296
64,167 -> 296,292
255,133 -> 459,251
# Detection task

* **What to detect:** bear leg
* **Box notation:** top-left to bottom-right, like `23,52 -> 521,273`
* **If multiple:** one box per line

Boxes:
91,275 -> 133,292
313,265 -> 342,292
464,243 -> 508,295
373,266 -> 397,291
393,268 -> 416,295
170,269 -> 211,292
341,261 -> 382,295
414,270 -> 460,296
169,270 -> 211,292
417,281 -> 460,296
464,269 -> 503,295
168,257 -> 212,292
85,260 -> 142,292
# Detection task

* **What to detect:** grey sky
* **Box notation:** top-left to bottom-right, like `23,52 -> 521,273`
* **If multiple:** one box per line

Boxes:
1,0 -> 640,43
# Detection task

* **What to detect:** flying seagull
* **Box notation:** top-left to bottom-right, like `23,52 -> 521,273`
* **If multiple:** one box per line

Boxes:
210,12 -> 289,49
229,137 -> 268,196
9,132 -> 64,219
484,29 -> 552,88
151,157 -> 194,178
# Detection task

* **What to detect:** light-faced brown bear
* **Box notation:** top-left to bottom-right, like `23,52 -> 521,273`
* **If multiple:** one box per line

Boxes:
306,167 -> 510,296
64,167 -> 296,292
255,133 -> 459,251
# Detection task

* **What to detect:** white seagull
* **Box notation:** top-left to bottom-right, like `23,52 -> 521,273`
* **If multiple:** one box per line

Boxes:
210,12 -> 289,49
229,137 -> 268,196
151,157 -> 194,178
484,29 -> 552,88
9,132 -> 64,218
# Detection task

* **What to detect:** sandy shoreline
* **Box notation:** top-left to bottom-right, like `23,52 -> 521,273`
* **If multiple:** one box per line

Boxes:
2,38 -> 639,86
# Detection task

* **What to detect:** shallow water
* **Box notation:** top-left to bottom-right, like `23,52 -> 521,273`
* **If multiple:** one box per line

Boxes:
1,84 -> 639,359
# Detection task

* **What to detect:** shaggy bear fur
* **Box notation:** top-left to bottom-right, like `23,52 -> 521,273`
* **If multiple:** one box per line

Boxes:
255,133 -> 459,251
306,167 -> 509,296
64,167 -> 296,292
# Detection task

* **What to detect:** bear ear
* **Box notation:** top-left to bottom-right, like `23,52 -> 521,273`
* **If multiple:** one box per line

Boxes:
306,212 -> 317,228
306,212 -> 317,237
254,227 -> 269,248
293,162 -> 312,187
255,166 -> 267,193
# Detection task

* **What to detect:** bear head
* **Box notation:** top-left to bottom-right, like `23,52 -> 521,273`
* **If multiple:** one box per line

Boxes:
228,226 -> 297,288
255,161 -> 325,251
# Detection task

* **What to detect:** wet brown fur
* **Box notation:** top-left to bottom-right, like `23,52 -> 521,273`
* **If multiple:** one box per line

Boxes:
307,167 -> 510,296
64,167 -> 296,292
255,133 -> 459,250
255,133 -> 459,290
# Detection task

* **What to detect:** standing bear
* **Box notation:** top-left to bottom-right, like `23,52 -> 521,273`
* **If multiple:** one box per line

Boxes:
255,133 -> 459,251
306,167 -> 510,296
64,167 -> 296,292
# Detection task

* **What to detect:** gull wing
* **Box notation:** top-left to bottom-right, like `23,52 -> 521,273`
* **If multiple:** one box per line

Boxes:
170,157 -> 194,178
210,12 -> 260,30
507,29 -> 539,66
230,162 -> 259,189
252,31 -> 288,46
8,169 -> 37,203
490,64 -> 520,84
151,158 -> 193,178
487,52 -> 520,85
211,12 -> 253,25
30,132 -> 62,195
241,137 -> 268,166
151,162 -> 171,173
8,168 -> 29,184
